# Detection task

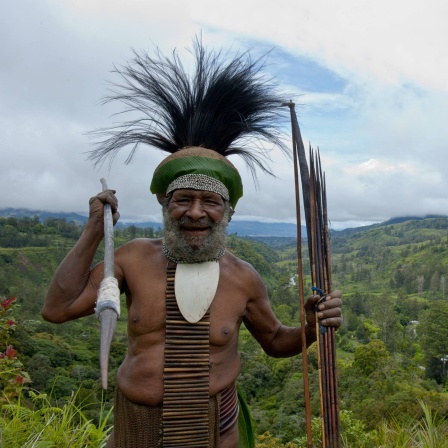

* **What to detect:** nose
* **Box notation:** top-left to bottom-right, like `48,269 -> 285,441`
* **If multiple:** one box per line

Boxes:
185,199 -> 207,220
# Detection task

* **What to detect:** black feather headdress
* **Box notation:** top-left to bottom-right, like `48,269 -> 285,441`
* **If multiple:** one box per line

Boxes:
91,37 -> 289,170
90,37 -> 290,207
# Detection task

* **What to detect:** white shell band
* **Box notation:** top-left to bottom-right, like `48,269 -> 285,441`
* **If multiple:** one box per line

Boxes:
95,277 -> 121,318
166,174 -> 229,201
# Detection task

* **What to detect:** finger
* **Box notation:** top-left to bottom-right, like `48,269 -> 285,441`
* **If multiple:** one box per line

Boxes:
97,189 -> 117,201
318,299 -> 342,310
112,211 -> 120,225
320,317 -> 343,328
328,290 -> 342,299
317,306 -> 342,320
304,294 -> 321,310
95,190 -> 118,209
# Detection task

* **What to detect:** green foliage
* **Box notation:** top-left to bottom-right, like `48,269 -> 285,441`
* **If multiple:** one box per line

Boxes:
339,410 -> 377,448
373,400 -> 448,447
0,389 -> 112,447
2,216 -> 448,444
353,340 -> 390,376
0,296 -> 31,405
414,400 -> 448,448
418,301 -> 448,384
226,236 -> 279,280
256,431 -> 299,447
294,410 -> 378,447
0,216 -> 81,248
238,386 -> 256,448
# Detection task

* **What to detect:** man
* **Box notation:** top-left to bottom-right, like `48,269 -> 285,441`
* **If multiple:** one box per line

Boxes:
42,39 -> 342,447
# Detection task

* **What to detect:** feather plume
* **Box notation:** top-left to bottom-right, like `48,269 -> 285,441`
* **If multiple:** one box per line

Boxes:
89,36 -> 290,178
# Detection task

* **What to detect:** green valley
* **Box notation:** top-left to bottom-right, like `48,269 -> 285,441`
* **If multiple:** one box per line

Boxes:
1,215 -> 448,447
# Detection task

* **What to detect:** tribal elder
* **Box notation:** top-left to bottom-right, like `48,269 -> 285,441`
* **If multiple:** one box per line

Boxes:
42,39 -> 342,448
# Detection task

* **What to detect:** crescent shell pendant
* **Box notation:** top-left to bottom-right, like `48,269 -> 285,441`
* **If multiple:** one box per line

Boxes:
175,261 -> 220,323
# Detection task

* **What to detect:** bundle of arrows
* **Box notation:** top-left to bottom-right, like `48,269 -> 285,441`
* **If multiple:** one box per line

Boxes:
285,102 -> 341,448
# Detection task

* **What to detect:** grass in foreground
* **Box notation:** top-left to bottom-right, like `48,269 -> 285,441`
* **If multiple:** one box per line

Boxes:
0,389 -> 112,448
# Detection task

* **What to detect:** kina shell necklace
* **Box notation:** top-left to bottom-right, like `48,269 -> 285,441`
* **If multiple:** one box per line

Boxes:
163,242 -> 224,323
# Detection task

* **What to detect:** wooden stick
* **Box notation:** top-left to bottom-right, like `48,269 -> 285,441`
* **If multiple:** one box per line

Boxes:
317,152 -> 341,447
284,101 -> 314,448
99,178 -> 118,390
286,107 -> 341,447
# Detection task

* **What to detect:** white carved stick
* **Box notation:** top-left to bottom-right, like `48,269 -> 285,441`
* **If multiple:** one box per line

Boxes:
95,178 -> 119,389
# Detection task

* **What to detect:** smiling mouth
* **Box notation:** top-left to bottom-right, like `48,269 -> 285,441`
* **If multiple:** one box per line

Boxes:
181,226 -> 210,235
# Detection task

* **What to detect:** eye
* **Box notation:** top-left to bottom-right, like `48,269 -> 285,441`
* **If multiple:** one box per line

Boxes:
174,198 -> 191,205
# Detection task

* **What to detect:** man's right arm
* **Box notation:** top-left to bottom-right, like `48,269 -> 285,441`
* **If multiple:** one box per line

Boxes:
42,190 -> 120,323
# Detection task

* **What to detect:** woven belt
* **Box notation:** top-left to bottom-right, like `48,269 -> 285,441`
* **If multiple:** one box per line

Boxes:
162,262 -> 211,447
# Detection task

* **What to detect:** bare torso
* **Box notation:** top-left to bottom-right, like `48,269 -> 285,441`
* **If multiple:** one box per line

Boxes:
112,238 -> 252,406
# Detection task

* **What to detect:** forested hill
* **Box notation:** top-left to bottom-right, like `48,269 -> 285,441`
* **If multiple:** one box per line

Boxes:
1,215 -> 448,446
254,215 -> 448,296
0,208 -> 300,237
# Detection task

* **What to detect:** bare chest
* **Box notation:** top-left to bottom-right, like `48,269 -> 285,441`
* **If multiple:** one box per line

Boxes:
125,266 -> 247,347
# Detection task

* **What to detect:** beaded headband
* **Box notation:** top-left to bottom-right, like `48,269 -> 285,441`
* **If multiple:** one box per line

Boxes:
150,147 -> 243,208
166,174 -> 230,201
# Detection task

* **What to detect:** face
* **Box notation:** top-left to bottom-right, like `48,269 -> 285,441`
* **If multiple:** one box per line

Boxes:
163,189 -> 231,262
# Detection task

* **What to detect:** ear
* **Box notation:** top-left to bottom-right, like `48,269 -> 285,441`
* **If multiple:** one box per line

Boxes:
156,192 -> 167,204
157,192 -> 173,206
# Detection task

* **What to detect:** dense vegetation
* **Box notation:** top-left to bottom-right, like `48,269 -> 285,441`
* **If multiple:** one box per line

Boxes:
1,215 -> 448,446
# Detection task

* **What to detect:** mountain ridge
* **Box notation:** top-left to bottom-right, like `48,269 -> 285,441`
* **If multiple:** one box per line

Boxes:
1,207 -> 446,237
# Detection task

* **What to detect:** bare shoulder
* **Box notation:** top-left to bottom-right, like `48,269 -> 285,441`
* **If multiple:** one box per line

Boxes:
114,238 -> 164,277
116,237 -> 163,256
221,250 -> 266,294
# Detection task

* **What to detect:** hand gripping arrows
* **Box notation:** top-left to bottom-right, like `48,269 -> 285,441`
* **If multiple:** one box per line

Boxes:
95,178 -> 120,390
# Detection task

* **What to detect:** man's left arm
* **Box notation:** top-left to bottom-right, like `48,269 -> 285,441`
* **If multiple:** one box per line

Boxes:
271,291 -> 343,357
243,272 -> 342,358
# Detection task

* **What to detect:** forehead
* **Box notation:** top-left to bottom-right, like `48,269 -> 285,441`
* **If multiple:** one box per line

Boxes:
170,189 -> 224,201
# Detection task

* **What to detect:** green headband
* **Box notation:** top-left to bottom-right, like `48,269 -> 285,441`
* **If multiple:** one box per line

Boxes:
150,156 -> 243,208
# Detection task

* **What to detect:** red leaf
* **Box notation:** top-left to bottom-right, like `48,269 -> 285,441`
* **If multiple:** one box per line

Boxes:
1,296 -> 16,309
5,345 -> 17,359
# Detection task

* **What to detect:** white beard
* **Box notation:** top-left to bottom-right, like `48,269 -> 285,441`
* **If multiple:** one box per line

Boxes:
162,204 -> 231,263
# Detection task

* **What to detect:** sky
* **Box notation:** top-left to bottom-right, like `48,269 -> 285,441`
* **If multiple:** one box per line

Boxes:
1,0 -> 448,229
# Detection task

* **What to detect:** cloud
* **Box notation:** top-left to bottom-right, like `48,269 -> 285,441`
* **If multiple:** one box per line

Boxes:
188,0 -> 448,89
1,0 -> 448,229
345,159 -> 415,176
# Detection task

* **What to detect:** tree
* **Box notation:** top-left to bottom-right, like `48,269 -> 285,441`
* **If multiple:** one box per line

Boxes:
353,340 -> 390,376
418,301 -> 448,383
430,271 -> 440,297
370,294 -> 401,352
440,275 -> 446,299
417,275 -> 425,295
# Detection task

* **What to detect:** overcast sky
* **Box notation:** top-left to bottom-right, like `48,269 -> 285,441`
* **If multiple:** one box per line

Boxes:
1,0 -> 447,229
